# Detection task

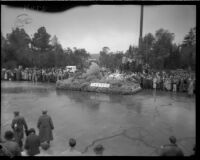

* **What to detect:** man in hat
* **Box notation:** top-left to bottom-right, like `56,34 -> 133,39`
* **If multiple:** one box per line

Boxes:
160,136 -> 184,156
60,138 -> 82,156
93,144 -> 104,156
37,110 -> 54,145
24,128 -> 40,156
11,111 -> 28,150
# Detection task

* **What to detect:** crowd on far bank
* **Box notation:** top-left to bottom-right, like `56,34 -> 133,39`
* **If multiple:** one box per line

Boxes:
136,69 -> 195,96
1,65 -> 196,97
1,66 -> 71,83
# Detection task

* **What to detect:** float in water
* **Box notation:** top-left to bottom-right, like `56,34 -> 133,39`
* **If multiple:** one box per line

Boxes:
56,62 -> 142,95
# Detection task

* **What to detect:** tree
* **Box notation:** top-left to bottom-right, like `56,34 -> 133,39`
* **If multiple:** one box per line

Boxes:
1,34 -> 6,65
138,33 -> 155,64
5,28 -> 31,67
73,48 -> 90,69
7,28 -> 31,49
113,51 -> 124,70
51,35 -> 65,67
182,27 -> 196,47
151,29 -> 175,69
180,27 -> 196,70
99,47 -> 124,72
102,46 -> 110,54
125,45 -> 138,59
99,46 -> 110,68
164,44 -> 181,69
2,25 -> 94,69
32,26 -> 51,52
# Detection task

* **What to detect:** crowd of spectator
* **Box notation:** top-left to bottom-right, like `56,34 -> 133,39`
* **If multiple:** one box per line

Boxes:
1,66 -> 71,83
137,69 -> 195,95
1,65 -> 196,97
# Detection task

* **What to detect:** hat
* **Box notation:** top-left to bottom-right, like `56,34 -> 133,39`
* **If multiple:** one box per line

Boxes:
14,111 -> 19,115
42,110 -> 47,114
93,144 -> 104,154
169,136 -> 176,144
28,128 -> 36,134
69,138 -> 76,148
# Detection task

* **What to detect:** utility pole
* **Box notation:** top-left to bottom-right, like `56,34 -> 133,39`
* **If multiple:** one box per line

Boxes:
137,5 -> 144,65
139,5 -> 144,49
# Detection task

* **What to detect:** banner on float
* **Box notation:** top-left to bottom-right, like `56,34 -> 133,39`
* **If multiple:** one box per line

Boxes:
90,83 -> 110,88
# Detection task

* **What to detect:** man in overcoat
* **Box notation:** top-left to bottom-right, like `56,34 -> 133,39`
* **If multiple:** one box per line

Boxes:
11,111 -> 28,150
37,110 -> 54,145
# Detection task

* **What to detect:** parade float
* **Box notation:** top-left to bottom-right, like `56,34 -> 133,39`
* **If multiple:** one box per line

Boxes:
56,62 -> 141,95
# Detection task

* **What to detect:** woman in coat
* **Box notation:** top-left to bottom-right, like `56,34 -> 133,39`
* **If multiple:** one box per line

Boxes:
37,110 -> 54,144
24,128 -> 40,156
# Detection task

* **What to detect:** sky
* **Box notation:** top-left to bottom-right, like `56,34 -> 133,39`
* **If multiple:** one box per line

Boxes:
1,5 -> 196,54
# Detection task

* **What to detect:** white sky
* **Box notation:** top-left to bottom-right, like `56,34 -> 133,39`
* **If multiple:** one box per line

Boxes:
1,5 -> 196,54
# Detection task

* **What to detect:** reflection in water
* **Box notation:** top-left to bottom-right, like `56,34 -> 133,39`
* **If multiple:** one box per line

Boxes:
56,90 -> 100,111
125,102 -> 142,114
1,87 -> 50,94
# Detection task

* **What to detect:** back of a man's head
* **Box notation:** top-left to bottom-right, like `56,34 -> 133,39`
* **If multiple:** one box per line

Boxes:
169,136 -> 177,144
28,128 -> 36,136
4,131 -> 14,141
14,111 -> 19,116
42,110 -> 47,115
69,138 -> 76,148
93,144 -> 104,155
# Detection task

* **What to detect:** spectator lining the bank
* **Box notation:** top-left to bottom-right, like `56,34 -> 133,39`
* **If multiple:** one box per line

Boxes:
60,138 -> 82,156
1,66 -> 195,97
188,76 -> 194,97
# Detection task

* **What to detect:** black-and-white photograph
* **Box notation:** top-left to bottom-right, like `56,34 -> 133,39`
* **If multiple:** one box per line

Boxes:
1,4 -> 196,156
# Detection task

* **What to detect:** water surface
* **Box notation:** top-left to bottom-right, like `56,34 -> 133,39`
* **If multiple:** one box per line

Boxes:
1,81 -> 195,156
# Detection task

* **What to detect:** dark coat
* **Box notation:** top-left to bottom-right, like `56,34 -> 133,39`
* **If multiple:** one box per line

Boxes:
16,69 -> 21,81
37,114 -> 54,143
3,140 -> 21,156
160,144 -> 184,156
11,115 -> 28,141
0,143 -> 13,157
25,133 -> 40,156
